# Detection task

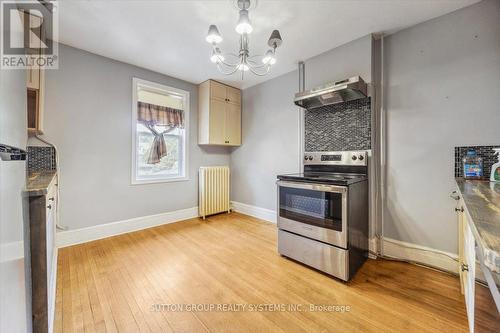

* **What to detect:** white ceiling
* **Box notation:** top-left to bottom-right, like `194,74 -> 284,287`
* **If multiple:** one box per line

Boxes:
57,0 -> 479,89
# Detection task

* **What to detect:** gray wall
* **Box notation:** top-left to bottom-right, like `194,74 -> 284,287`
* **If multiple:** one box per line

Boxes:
231,70 -> 300,210
383,0 -> 500,253
233,0 -> 500,256
305,35 -> 372,90
0,37 -> 29,333
43,44 -> 230,230
231,35 -> 373,211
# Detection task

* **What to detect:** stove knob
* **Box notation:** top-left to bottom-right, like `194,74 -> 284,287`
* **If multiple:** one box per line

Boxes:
304,156 -> 308,161
351,155 -> 357,161
308,156 -> 313,161
359,155 -> 364,161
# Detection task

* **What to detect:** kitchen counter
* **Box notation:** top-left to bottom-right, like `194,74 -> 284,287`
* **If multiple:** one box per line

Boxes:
26,170 -> 57,196
455,178 -> 500,273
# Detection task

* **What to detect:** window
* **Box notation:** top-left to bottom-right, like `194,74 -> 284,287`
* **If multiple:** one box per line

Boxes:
132,78 -> 189,184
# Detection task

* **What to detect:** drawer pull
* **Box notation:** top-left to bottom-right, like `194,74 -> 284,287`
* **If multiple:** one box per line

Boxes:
47,204 -> 52,210
461,263 -> 469,272
450,191 -> 460,201
455,207 -> 464,213
48,197 -> 55,201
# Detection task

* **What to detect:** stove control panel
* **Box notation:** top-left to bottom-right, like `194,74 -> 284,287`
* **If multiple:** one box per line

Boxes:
304,151 -> 368,166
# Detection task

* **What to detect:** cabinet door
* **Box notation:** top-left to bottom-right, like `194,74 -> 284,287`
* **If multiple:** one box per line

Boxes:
46,182 -> 57,333
27,68 -> 40,89
457,201 -> 466,294
463,219 -> 476,333
46,199 -> 55,293
210,81 -> 227,102
25,12 -> 41,89
226,86 -> 241,105
209,99 -> 226,144
225,103 -> 241,145
27,89 -> 38,129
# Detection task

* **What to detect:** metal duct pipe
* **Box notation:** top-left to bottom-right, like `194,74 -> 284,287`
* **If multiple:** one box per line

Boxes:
298,61 -> 305,173
298,61 -> 305,92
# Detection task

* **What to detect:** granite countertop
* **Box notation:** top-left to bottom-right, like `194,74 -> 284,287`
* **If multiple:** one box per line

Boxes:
25,170 -> 57,196
455,178 -> 500,273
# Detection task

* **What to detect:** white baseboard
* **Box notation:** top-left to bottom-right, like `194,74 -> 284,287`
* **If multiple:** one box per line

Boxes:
48,248 -> 57,333
382,237 -> 459,274
229,203 -> 461,275
0,240 -> 24,262
56,206 -> 198,248
231,201 -> 276,223
368,237 -> 378,259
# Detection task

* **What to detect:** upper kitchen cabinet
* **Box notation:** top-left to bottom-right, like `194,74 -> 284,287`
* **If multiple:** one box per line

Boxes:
198,80 -> 241,146
24,11 -> 45,135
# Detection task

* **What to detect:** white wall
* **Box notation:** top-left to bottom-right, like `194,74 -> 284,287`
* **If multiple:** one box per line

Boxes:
231,70 -> 300,210
305,35 -> 372,90
34,0 -> 500,259
231,35 -> 373,211
0,35 -> 30,333
383,0 -> 500,253
233,0 -> 500,257
42,44 -> 230,230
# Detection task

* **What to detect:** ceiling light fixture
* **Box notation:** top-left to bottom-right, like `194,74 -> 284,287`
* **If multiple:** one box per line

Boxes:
205,0 -> 282,78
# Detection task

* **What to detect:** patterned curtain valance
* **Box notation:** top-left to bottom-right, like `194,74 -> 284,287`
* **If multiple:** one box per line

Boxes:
137,101 -> 184,128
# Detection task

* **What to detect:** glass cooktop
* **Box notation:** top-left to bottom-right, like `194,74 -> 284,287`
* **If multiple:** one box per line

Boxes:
277,172 -> 367,186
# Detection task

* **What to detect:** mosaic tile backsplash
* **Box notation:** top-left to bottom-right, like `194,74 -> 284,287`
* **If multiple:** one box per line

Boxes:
304,98 -> 371,152
454,145 -> 500,178
27,146 -> 57,171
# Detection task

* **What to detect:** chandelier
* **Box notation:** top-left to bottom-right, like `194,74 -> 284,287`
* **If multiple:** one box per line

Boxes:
205,0 -> 283,77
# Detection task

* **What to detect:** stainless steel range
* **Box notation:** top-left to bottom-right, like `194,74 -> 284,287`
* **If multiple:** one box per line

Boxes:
276,151 -> 369,281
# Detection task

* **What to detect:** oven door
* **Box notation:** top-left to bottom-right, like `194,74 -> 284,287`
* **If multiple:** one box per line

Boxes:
276,180 -> 347,248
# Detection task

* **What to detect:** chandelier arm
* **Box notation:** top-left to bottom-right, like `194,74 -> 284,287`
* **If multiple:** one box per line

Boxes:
225,52 -> 240,58
248,65 -> 271,76
218,57 -> 241,67
206,0 -> 282,78
212,45 -> 241,66
216,62 -> 240,75
247,54 -> 264,61
218,50 -> 243,67
246,59 -> 269,68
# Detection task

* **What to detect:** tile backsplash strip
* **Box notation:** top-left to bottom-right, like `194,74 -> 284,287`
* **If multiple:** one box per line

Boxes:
304,97 -> 371,152
27,146 -> 57,171
454,145 -> 500,178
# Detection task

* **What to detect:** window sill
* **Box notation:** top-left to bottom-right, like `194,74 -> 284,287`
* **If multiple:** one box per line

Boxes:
131,176 -> 190,185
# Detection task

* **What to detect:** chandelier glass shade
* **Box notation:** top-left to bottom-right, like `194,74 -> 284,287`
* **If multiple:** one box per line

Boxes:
205,0 -> 282,77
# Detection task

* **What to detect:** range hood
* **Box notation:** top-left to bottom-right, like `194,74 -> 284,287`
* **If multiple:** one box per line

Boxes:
294,76 -> 368,109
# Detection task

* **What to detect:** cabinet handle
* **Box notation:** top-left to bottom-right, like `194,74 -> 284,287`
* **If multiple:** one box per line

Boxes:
47,204 -> 52,210
455,207 -> 464,213
48,197 -> 55,201
460,263 -> 469,272
450,191 -> 460,201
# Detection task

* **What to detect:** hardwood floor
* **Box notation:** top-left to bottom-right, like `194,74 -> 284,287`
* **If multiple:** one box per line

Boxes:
55,213 -> 498,333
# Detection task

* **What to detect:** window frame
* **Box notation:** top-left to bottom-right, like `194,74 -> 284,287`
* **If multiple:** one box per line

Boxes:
131,77 -> 190,185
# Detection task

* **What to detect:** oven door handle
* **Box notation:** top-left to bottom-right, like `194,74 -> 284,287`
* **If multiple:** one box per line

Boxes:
276,180 -> 347,193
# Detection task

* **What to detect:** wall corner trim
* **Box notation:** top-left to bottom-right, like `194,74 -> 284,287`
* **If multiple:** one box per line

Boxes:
56,206 -> 198,248
231,201 -> 276,223
382,237 -> 459,274
0,240 -> 24,262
